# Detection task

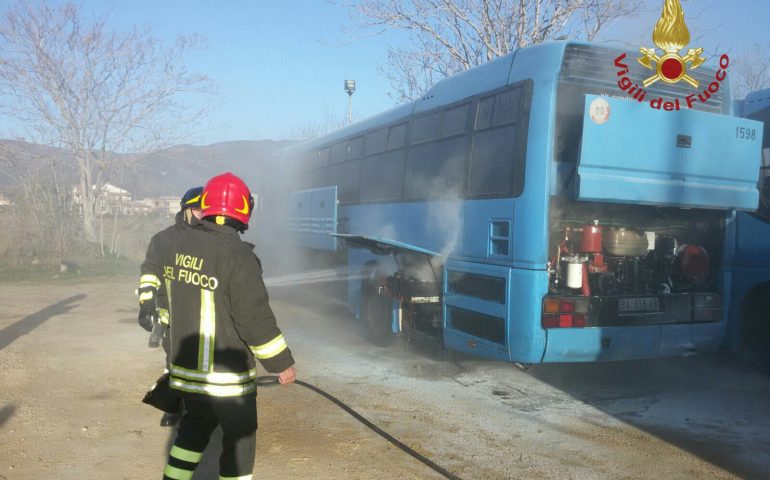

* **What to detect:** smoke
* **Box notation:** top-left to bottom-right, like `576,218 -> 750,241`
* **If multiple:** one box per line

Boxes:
263,266 -> 365,288
428,196 -> 463,258
255,138 -> 469,287
379,223 -> 399,241
408,149 -> 467,258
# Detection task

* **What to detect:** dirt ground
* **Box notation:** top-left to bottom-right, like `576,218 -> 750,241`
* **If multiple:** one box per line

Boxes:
1,276 -> 769,480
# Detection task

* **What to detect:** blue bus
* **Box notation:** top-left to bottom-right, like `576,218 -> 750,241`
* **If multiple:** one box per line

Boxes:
729,88 -> 770,365
260,41 -> 763,364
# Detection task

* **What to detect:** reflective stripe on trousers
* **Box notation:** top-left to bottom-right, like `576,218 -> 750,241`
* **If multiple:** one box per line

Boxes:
163,445 -> 202,480
163,395 -> 257,480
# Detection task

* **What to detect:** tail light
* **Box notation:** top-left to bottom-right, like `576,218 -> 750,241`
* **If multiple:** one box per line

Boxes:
693,293 -> 722,323
542,297 -> 589,329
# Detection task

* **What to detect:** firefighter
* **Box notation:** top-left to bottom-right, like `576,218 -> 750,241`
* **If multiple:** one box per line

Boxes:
138,186 -> 203,426
161,172 -> 296,480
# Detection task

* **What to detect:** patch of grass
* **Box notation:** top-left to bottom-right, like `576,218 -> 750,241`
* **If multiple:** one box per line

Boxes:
0,256 -> 140,285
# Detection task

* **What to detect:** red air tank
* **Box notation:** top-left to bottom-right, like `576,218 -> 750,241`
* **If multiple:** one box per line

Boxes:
581,221 -> 603,254
674,244 -> 710,284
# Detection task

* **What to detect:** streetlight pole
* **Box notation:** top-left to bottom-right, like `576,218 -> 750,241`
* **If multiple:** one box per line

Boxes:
344,79 -> 356,125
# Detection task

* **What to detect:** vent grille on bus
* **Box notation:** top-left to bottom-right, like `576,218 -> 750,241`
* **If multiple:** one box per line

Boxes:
561,44 -> 726,114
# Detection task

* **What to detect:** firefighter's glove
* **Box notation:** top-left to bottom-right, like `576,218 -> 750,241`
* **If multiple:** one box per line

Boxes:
148,322 -> 164,348
138,302 -> 157,332
137,285 -> 157,332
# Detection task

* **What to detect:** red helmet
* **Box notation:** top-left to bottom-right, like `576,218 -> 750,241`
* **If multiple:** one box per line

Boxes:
200,172 -> 253,225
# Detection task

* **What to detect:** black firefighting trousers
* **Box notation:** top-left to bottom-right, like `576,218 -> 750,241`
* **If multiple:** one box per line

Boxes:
163,393 -> 257,479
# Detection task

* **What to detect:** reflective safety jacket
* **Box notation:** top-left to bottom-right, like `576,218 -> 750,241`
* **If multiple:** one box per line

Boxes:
139,212 -> 190,326
157,218 -> 294,398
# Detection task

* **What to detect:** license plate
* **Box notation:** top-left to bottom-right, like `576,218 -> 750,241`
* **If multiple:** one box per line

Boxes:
619,297 -> 660,312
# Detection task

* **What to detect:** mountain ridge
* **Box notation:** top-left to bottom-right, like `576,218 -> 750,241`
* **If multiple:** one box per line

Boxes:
0,139 -> 294,200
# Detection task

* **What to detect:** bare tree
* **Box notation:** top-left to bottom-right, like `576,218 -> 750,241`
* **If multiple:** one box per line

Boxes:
291,107 -> 350,141
0,141 -> 77,265
0,2 -> 212,245
732,44 -> 770,99
334,0 -> 643,101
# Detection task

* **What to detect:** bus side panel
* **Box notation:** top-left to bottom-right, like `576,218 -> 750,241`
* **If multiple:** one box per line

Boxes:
443,261 -> 511,361
725,267 -> 770,350
511,79 -> 556,270
731,213 -> 770,266
724,213 -> 770,351
507,268 -> 550,363
442,262 -> 549,363
345,202 -> 463,256
460,198 -> 514,260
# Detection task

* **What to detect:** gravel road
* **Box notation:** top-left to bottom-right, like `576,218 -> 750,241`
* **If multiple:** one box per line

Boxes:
1,277 -> 768,479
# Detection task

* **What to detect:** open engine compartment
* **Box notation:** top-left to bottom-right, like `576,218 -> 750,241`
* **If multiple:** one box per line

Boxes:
548,199 -> 725,298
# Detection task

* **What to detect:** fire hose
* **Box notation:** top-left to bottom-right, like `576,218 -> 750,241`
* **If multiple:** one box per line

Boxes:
256,376 -> 464,480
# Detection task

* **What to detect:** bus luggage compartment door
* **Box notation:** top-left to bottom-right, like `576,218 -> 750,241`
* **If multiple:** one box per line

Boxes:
444,261 -> 509,361
576,95 -> 763,211
287,186 -> 338,251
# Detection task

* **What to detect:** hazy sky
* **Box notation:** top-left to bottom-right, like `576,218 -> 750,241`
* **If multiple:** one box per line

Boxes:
2,0 -> 768,145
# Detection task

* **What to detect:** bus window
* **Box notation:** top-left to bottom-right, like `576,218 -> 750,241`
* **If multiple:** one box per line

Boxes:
469,124 -> 520,196
301,167 -> 327,190
364,128 -> 388,155
349,136 -> 364,159
554,81 -> 585,164
301,151 -> 317,170
360,150 -> 405,201
468,83 -> 530,197
388,123 -> 408,150
443,103 -> 470,137
330,141 -> 349,164
365,128 -> 388,155
328,159 -> 361,203
494,88 -> 521,126
411,112 -> 441,144
318,148 -> 330,167
405,136 -> 468,199
475,95 -> 494,130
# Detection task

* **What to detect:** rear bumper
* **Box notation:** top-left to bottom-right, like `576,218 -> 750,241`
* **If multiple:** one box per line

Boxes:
541,321 -> 726,362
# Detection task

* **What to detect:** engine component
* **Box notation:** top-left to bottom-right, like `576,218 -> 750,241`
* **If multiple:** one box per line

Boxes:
603,228 -> 649,256
581,221 -> 603,253
596,271 -> 618,295
655,235 -> 677,258
674,244 -> 710,284
565,256 -> 584,289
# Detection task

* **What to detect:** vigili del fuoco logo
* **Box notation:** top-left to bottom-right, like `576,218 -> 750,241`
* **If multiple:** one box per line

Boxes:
613,0 -> 729,111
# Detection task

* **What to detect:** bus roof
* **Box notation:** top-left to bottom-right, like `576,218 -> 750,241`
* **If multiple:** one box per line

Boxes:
284,40 -> 645,157
284,41 -> 574,156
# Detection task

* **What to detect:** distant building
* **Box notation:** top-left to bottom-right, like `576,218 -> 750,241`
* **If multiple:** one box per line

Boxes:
145,196 -> 179,216
99,183 -> 133,214
71,182 -> 182,216
132,198 -> 156,216
72,182 -> 133,215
